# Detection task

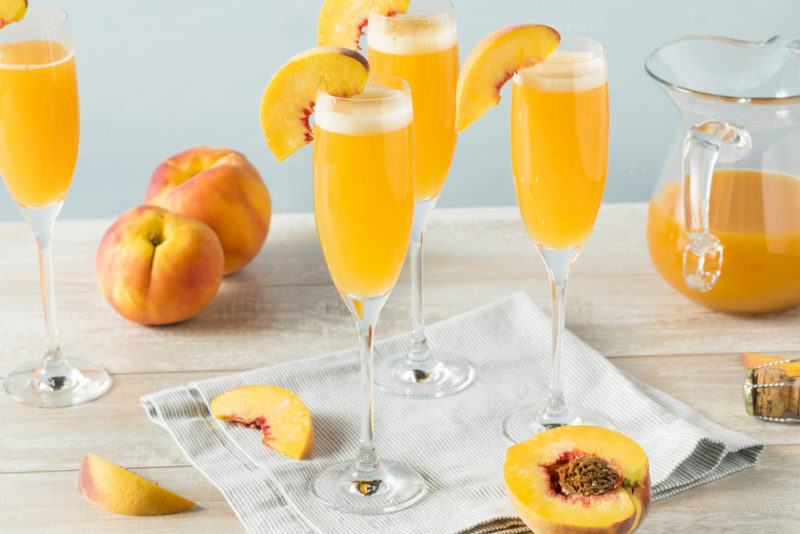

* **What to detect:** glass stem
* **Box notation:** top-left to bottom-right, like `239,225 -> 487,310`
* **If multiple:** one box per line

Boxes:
408,198 -> 435,363
21,202 -> 72,390
351,297 -> 386,475
409,232 -> 428,361
539,247 -> 578,418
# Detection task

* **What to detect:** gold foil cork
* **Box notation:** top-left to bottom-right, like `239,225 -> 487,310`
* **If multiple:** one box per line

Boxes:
744,359 -> 800,423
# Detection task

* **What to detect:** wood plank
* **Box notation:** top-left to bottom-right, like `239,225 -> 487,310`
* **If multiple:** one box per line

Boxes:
2,353 -> 795,474
1,446 -> 798,534
1,205 -> 797,376
0,466 -> 241,534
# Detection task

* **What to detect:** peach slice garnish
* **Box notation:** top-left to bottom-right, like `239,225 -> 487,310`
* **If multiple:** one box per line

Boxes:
741,352 -> 800,376
260,46 -> 369,161
78,453 -> 195,516
210,385 -> 314,460
0,0 -> 26,28
317,0 -> 409,50
505,425 -> 651,534
455,24 -> 560,132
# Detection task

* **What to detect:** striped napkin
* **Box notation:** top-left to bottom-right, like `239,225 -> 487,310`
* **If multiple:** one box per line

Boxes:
141,293 -> 763,534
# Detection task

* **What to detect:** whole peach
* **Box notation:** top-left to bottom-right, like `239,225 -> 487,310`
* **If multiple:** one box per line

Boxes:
96,205 -> 224,325
145,147 -> 271,275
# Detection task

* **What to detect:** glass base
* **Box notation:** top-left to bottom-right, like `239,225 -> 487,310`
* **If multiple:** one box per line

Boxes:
3,356 -> 112,408
374,349 -> 476,398
311,458 -> 427,515
503,403 -> 611,443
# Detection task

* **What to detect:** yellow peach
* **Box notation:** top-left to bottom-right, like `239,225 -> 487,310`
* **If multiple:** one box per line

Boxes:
96,205 -> 224,325
0,0 -> 27,28
260,46 -> 369,161
456,24 -> 560,131
78,453 -> 194,516
210,385 -> 314,460
317,0 -> 409,50
145,147 -> 271,275
505,426 -> 650,534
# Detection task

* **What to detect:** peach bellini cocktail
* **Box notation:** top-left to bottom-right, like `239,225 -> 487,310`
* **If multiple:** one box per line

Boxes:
366,0 -> 476,398
0,5 -> 112,407
506,37 -> 610,440
260,48 -> 426,514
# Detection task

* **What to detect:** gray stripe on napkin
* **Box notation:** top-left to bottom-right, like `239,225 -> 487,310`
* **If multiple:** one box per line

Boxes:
141,292 -> 763,534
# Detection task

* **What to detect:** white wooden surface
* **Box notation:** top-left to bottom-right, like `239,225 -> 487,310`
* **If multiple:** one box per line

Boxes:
0,204 -> 798,533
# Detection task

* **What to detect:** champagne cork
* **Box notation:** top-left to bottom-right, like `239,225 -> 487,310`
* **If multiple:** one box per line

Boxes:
744,359 -> 800,422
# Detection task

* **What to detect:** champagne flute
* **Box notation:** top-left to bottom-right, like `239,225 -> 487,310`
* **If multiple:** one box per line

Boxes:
0,6 -> 112,407
503,37 -> 610,441
368,0 -> 476,398
310,73 -> 427,514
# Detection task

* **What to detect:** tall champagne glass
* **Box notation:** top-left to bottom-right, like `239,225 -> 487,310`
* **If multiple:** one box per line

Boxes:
503,37 -> 609,441
310,73 -> 427,514
368,0 -> 475,398
0,6 -> 112,407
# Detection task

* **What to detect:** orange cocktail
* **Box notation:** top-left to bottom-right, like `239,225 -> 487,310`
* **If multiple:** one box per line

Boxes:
511,51 -> 609,249
0,39 -> 79,207
367,8 -> 457,201
313,84 -> 415,298
648,169 -> 800,312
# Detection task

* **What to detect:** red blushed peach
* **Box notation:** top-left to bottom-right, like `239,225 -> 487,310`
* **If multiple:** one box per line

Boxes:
96,205 -> 224,325
145,147 -> 271,275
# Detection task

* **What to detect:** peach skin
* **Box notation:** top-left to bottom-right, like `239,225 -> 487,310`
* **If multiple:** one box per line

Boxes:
96,205 -> 224,325
145,147 -> 271,275
79,453 -> 195,516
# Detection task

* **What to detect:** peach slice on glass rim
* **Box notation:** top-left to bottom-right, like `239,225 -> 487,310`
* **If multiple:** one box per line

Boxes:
505,425 -> 651,534
0,0 -> 27,28
317,0 -> 410,50
260,46 -> 369,161
210,385 -> 314,460
78,453 -> 195,516
455,24 -> 560,132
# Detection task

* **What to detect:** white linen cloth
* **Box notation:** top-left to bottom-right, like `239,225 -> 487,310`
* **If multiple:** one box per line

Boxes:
141,293 -> 763,534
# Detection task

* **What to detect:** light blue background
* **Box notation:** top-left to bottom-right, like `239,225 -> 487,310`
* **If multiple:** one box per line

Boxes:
0,0 -> 796,220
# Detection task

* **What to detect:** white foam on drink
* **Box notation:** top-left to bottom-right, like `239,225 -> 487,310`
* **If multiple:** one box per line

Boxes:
315,85 -> 413,135
514,51 -> 607,93
0,49 -> 74,70
367,13 -> 457,55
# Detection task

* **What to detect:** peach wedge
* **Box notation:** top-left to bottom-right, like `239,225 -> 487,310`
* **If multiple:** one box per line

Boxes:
318,0 -> 409,50
210,385 -> 314,460
741,352 -> 800,376
79,453 -> 195,516
505,426 -> 650,534
0,0 -> 26,28
260,46 -> 369,161
456,24 -> 560,131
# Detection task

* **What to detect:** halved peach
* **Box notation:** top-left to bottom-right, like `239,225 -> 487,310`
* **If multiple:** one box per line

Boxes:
0,0 -> 26,28
260,46 -> 369,161
317,0 -> 409,50
741,352 -> 800,377
455,24 -> 560,131
505,426 -> 650,534
78,453 -> 195,516
210,385 -> 314,460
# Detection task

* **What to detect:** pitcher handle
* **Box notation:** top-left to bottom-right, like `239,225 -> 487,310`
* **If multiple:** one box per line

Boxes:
682,120 -> 751,292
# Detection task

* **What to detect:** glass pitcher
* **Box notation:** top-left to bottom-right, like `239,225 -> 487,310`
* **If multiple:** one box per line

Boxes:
645,35 -> 800,313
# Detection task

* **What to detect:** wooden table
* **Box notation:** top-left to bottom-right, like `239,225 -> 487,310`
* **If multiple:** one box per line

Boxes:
1,204 -> 798,533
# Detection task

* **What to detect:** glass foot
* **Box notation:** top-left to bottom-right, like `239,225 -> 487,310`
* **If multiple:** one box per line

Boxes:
311,458 -> 427,515
503,404 -> 611,443
3,356 -> 112,408
374,349 -> 476,398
